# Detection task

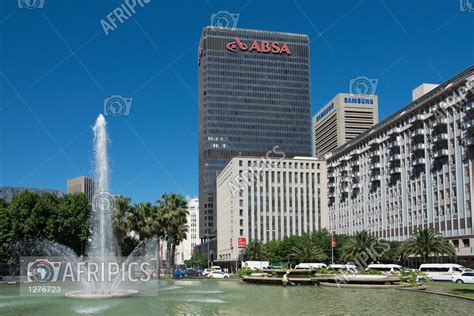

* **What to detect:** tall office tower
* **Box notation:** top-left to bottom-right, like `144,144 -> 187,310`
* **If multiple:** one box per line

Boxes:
326,66 -> 474,264
313,93 -> 378,158
67,176 -> 96,203
198,27 -> 312,243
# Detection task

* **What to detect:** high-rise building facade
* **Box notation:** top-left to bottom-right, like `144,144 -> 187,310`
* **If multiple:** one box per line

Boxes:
216,156 -> 327,263
176,198 -> 200,264
0,187 -> 64,203
198,27 -> 312,241
313,93 -> 378,158
67,176 -> 95,203
326,66 -> 474,264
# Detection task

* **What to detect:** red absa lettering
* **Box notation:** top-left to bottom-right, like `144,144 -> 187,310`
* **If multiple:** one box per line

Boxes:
271,42 -> 280,54
261,41 -> 271,53
225,37 -> 292,55
249,40 -> 261,52
280,43 -> 291,55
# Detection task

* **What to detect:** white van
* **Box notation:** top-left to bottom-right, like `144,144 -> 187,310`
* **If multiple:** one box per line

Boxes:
329,264 -> 358,273
419,264 -> 466,281
366,264 -> 403,274
242,261 -> 270,270
295,263 -> 327,269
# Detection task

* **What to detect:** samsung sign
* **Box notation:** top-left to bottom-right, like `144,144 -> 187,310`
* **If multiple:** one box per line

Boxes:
344,97 -> 374,104
316,103 -> 335,122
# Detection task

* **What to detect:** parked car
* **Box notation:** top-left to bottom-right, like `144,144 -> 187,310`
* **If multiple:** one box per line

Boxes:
186,268 -> 203,277
172,270 -> 186,278
451,271 -> 474,284
209,271 -> 231,279
202,269 -> 211,277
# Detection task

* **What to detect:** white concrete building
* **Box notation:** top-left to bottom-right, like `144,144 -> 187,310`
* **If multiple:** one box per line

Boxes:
175,198 -> 200,265
313,93 -> 378,158
326,66 -> 474,266
216,156 -> 327,263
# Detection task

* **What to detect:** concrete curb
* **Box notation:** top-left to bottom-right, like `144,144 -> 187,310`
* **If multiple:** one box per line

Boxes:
395,286 -> 474,302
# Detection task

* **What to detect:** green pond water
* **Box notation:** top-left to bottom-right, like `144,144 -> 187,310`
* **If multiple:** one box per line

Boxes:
0,280 -> 473,315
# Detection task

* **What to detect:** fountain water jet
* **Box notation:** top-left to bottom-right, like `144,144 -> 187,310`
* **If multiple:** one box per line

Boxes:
65,114 -> 138,299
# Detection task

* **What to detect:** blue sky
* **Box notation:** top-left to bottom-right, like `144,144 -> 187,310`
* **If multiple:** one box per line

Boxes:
0,0 -> 473,203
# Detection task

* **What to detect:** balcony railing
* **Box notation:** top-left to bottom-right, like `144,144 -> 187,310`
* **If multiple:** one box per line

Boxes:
432,118 -> 447,128
369,150 -> 381,158
389,154 -> 401,162
370,175 -> 381,182
466,103 -> 474,113
412,129 -> 425,137
464,119 -> 474,130
390,167 -> 402,175
388,141 -> 401,149
433,149 -> 449,158
409,114 -> 425,124
413,143 -> 426,151
433,133 -> 448,143
371,162 -> 381,169
412,158 -> 426,166
467,137 -> 474,146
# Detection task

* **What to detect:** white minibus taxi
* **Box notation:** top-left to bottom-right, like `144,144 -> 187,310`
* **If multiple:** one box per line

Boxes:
295,263 -> 327,269
366,264 -> 403,274
419,264 -> 466,281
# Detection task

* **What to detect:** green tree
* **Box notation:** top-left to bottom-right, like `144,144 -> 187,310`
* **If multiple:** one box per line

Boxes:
340,230 -> 383,264
46,193 -> 91,255
184,253 -> 208,268
401,228 -> 455,263
5,190 -> 40,240
289,240 -> 327,263
245,239 -> 268,260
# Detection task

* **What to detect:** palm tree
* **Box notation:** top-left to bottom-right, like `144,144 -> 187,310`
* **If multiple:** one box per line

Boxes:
128,202 -> 164,278
290,241 -> 327,263
245,240 -> 268,261
157,193 -> 188,275
112,196 -> 132,254
401,228 -> 455,263
341,230 -> 380,263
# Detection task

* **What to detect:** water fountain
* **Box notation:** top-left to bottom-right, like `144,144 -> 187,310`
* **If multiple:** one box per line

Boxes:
65,114 -> 139,299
